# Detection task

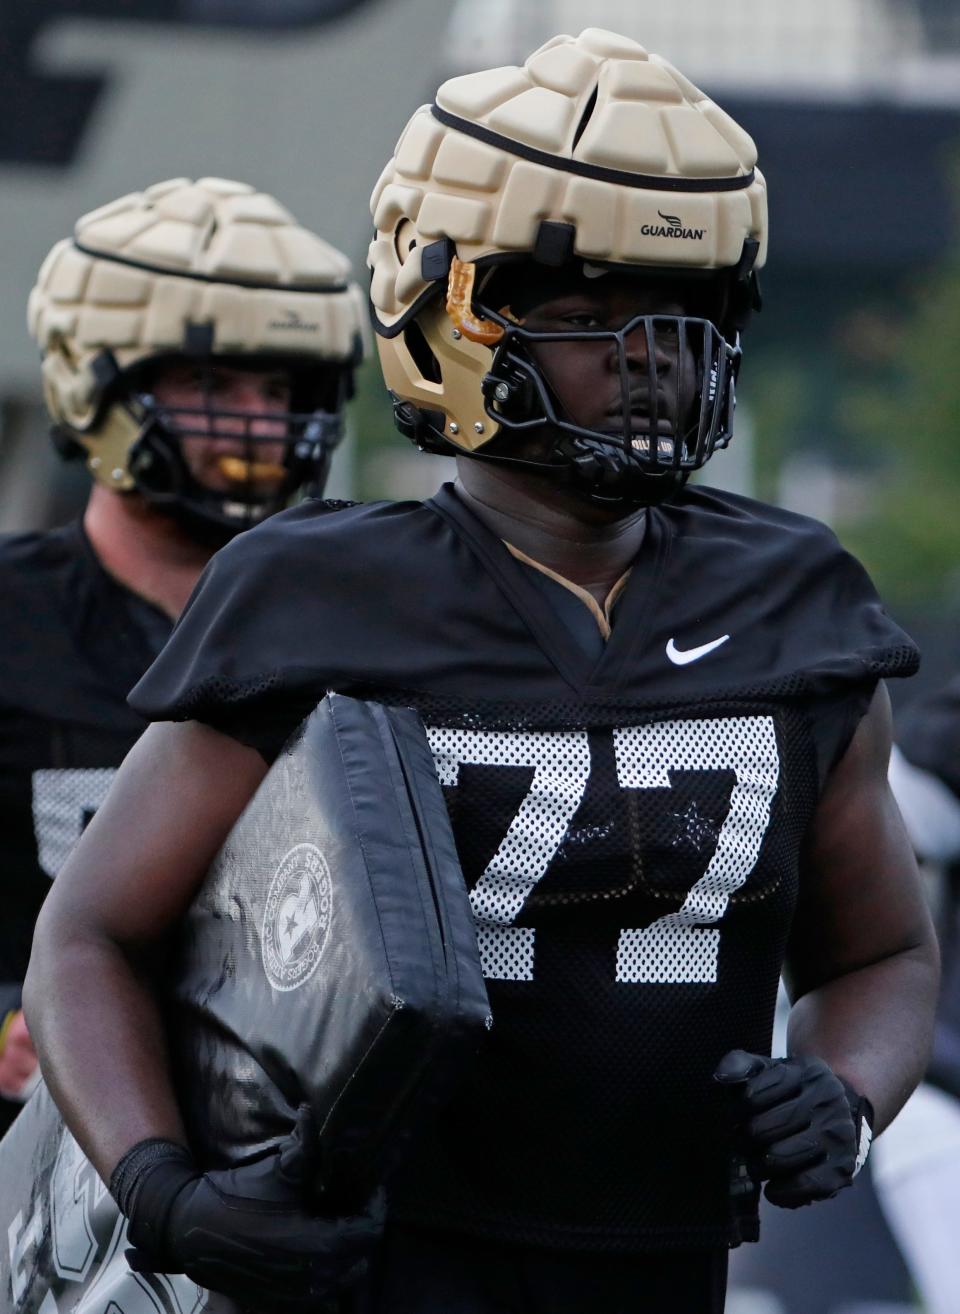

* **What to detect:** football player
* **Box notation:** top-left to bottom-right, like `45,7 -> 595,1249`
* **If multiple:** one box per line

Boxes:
0,177 -> 365,1135
24,31 -> 939,1314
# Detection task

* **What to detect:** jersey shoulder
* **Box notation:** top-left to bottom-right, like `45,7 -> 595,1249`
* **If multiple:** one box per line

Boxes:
211,496 -> 439,583
669,485 -> 891,624
0,524 -> 75,594
0,526 -> 84,661
653,485 -> 919,695
129,496 -> 463,734
0,522 -> 165,726
672,485 -> 848,556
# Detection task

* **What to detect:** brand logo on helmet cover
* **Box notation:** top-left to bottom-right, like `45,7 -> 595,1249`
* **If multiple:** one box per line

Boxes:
639,210 -> 706,242
269,307 -> 321,332
261,843 -> 332,991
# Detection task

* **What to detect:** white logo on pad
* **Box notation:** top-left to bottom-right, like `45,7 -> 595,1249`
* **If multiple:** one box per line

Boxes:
261,843 -> 332,992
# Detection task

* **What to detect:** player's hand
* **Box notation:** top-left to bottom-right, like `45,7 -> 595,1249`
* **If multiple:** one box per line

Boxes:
714,1049 -> 873,1208
0,1010 -> 39,1099
114,1106 -> 385,1309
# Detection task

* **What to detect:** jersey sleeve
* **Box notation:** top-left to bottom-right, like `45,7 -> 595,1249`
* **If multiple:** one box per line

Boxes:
657,489 -> 920,784
797,529 -> 919,782
662,487 -> 920,694
798,538 -> 914,783
804,679 -> 880,785
790,538 -> 915,784
128,503 -> 347,760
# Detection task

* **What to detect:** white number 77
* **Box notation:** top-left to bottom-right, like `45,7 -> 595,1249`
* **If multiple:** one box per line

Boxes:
427,728 -> 590,981
613,717 -> 779,984
427,716 -> 780,986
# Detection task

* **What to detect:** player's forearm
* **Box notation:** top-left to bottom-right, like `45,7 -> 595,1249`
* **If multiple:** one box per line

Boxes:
23,924 -> 187,1182
786,938 -> 939,1133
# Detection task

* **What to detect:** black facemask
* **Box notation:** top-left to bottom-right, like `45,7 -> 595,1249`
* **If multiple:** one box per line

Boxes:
475,310 -> 740,506
121,356 -> 351,534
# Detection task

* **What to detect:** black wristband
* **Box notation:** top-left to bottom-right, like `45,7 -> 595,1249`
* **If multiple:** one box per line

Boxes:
109,1138 -> 195,1218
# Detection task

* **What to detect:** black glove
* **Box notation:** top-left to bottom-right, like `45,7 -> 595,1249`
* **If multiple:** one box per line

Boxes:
110,1106 -> 385,1309
714,1049 -> 873,1208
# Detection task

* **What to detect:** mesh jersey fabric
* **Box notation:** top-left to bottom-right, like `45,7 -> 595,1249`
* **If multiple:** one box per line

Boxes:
0,521 -> 171,1133
131,484 -> 915,772
358,1222 -> 729,1314
129,483 -> 918,1251
898,680 -> 960,1100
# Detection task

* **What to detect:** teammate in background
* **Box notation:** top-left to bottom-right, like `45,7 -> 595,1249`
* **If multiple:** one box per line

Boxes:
872,679 -> 960,1314
26,31 -> 938,1314
0,177 -> 366,1134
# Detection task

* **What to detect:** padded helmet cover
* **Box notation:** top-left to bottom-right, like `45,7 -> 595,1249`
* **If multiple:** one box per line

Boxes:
28,177 -> 368,494
368,27 -> 766,457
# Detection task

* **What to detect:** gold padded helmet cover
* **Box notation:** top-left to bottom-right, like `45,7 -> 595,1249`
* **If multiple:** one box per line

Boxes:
28,177 -> 367,489
369,28 -> 766,448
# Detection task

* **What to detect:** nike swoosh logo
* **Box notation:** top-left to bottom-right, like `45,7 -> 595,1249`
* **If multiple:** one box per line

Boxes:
666,634 -> 730,666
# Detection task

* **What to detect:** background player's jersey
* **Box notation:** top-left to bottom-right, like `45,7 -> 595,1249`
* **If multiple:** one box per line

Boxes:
898,679 -> 960,1101
131,485 -> 918,1251
0,523 -> 170,1132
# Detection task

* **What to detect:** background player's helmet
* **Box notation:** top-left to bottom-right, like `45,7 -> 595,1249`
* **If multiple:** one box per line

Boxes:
368,28 -> 767,504
29,177 -> 367,532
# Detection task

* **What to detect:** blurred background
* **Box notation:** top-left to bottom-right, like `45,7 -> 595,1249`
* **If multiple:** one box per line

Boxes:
2,5 -> 959,1307
3,0 -> 960,704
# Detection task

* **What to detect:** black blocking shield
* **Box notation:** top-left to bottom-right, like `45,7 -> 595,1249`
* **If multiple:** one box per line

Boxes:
169,692 -> 491,1206
0,695 -> 489,1312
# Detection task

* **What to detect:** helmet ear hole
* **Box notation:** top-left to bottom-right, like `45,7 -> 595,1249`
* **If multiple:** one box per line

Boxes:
394,219 -> 419,266
403,320 -> 442,385
50,332 -> 78,370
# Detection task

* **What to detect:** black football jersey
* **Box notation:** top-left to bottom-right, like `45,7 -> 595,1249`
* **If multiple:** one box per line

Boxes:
130,483 -> 918,1252
0,521 -> 171,1025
